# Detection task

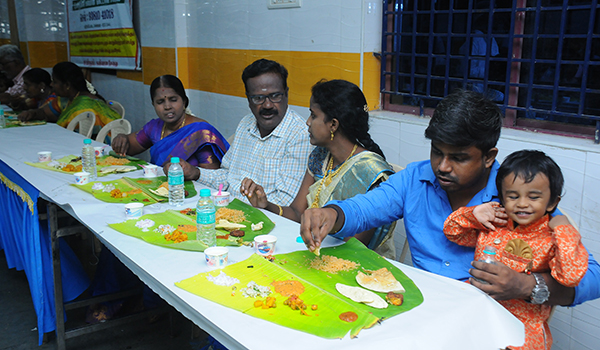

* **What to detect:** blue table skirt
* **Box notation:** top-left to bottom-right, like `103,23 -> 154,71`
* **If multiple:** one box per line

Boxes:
0,160 -> 90,345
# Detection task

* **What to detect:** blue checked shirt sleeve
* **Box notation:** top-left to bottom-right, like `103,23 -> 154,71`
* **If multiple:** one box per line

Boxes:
197,117 -> 247,191
268,120 -> 312,206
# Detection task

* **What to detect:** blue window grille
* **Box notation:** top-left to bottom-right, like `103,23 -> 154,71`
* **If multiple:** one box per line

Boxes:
381,0 -> 600,142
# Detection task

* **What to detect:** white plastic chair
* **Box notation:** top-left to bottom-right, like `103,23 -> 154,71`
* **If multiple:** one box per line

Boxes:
66,111 -> 96,138
107,100 -> 125,119
96,118 -> 132,144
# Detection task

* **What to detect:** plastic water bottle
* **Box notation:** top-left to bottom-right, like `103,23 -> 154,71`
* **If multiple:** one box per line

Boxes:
82,138 -> 97,180
473,245 -> 498,284
168,157 -> 185,206
196,189 -> 216,247
0,106 -> 5,129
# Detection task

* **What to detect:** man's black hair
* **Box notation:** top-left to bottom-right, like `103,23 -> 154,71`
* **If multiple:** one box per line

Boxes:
425,89 -> 503,153
241,59 -> 288,92
496,150 -> 564,213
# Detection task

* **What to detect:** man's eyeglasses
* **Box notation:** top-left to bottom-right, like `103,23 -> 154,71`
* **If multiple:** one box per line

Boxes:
247,92 -> 285,105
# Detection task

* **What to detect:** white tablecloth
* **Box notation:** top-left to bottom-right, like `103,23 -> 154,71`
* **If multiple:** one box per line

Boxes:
0,124 -> 524,349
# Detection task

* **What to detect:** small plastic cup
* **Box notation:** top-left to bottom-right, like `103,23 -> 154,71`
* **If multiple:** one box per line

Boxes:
124,202 -> 144,219
38,151 -> 52,162
143,164 -> 159,178
254,235 -> 277,256
212,191 -> 231,207
205,247 -> 229,268
94,146 -> 104,157
74,171 -> 90,185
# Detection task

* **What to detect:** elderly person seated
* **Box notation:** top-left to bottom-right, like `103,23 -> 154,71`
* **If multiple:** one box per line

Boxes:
0,44 -> 31,106
111,75 -> 229,167
241,79 -> 395,257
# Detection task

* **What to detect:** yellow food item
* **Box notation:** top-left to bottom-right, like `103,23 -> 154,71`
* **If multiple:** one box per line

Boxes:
110,189 -> 122,198
177,224 -> 197,233
309,255 -> 359,273
61,164 -> 83,172
254,297 -> 276,309
164,230 -> 188,243
97,156 -> 130,166
313,246 -> 321,256
356,267 -> 405,293
386,292 -> 404,306
271,280 -> 305,297
216,207 -> 246,223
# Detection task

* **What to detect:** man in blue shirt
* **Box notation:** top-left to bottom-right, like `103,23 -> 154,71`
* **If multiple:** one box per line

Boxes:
301,90 -> 599,307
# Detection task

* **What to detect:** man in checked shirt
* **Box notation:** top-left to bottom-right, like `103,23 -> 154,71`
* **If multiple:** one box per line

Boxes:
167,59 -> 313,206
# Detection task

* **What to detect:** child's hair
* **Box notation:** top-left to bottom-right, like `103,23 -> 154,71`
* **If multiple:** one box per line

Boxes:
496,150 -> 564,213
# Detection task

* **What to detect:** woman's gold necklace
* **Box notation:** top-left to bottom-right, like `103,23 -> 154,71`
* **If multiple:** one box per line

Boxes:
160,115 -> 186,140
310,144 -> 358,208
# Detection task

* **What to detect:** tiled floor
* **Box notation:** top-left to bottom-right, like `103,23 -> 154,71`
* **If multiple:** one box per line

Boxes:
0,250 -> 209,350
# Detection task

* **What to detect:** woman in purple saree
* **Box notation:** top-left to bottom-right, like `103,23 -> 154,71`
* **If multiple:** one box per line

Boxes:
112,75 -> 229,168
87,75 -> 228,323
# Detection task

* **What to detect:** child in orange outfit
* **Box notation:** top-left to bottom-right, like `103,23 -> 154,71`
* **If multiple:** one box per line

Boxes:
444,150 -> 588,350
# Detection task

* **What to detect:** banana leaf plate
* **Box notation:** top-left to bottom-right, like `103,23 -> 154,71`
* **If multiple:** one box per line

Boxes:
25,154 -> 147,176
175,238 -> 423,338
73,176 -> 197,205
108,199 -> 275,251
178,199 -> 276,243
6,119 -> 47,127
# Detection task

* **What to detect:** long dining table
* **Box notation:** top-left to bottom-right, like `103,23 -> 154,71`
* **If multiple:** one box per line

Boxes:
0,123 -> 525,349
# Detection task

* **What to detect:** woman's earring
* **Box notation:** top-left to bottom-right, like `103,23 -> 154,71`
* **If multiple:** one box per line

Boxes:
40,88 -> 45,93
330,131 -> 334,141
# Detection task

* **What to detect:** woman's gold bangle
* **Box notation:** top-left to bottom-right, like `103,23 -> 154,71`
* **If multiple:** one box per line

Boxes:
275,204 -> 283,216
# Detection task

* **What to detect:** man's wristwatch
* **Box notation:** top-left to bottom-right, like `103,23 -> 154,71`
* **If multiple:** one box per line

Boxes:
530,273 -> 550,304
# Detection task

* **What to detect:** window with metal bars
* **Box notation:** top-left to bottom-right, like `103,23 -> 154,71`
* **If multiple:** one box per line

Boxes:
380,0 -> 600,141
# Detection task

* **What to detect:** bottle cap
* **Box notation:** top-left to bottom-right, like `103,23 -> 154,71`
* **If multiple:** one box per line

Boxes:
171,157 -> 180,163
483,245 -> 497,255
84,139 -> 92,144
200,189 -> 211,197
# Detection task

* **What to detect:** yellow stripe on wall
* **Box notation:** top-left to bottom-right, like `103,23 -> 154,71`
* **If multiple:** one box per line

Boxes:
141,47 -> 176,85
16,41 -> 382,109
26,41 -> 68,68
117,70 -> 143,82
178,48 -> 384,108
363,52 -> 382,111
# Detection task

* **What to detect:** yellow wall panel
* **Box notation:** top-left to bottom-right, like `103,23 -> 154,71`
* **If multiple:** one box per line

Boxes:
116,70 -> 143,82
142,47 -> 176,85
26,41 -> 68,68
362,52 -> 381,110
177,47 -> 190,88
182,49 -> 362,108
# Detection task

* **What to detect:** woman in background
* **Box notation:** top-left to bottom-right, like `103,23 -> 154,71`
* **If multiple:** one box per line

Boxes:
50,61 -> 121,128
241,79 -> 396,257
111,74 -> 229,167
